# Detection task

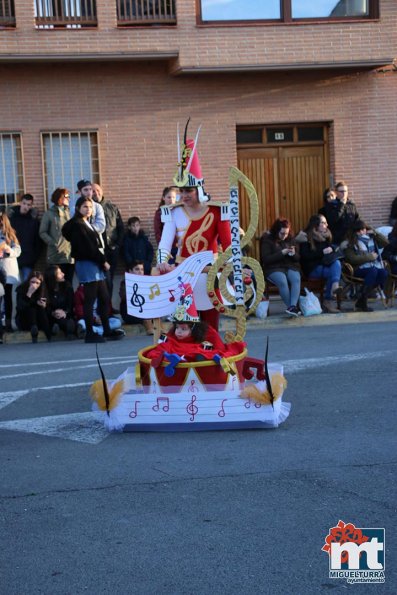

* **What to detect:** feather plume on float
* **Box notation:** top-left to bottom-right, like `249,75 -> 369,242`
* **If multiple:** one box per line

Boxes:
240,374 -> 287,405
240,336 -> 286,405
90,379 -> 124,412
90,345 -> 125,432
90,379 -> 125,432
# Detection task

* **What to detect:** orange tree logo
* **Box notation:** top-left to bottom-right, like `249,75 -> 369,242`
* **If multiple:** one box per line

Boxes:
322,520 -> 369,565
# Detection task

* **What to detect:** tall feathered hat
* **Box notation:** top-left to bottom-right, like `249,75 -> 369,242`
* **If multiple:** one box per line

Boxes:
173,118 -> 210,203
172,282 -> 200,323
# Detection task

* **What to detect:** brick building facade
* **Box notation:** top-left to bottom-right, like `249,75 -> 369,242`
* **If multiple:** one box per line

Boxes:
0,0 -> 396,254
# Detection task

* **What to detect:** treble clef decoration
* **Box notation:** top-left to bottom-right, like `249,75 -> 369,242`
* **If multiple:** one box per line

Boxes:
207,166 -> 265,342
130,282 -> 145,314
186,394 -> 198,422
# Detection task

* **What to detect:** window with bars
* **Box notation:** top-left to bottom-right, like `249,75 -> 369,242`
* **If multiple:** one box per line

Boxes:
117,0 -> 176,25
0,133 -> 24,208
0,0 -> 15,26
41,131 -> 99,206
34,0 -> 97,28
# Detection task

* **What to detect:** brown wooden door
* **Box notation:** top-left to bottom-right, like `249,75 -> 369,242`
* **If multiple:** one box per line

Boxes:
238,145 -> 327,261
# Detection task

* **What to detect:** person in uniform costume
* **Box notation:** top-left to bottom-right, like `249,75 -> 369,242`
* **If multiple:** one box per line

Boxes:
156,121 -> 231,330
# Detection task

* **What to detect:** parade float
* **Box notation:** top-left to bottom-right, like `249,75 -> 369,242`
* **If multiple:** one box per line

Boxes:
90,123 -> 291,432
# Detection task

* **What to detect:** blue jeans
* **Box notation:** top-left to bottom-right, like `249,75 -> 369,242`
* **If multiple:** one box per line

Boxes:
309,260 -> 342,299
267,270 -> 301,308
354,267 -> 388,289
77,317 -> 121,336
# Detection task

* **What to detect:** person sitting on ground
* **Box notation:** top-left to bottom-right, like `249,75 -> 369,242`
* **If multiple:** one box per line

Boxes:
8,193 -> 41,282
15,271 -> 51,343
260,217 -> 301,317
324,181 -> 360,245
123,216 -> 154,275
74,283 -> 124,339
344,220 -> 389,312
297,214 -> 343,314
44,265 -> 76,339
119,260 -> 153,335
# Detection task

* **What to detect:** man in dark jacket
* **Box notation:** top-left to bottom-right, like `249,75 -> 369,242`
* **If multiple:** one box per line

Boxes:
123,217 -> 154,275
92,183 -> 124,307
8,194 -> 41,281
324,181 -> 360,245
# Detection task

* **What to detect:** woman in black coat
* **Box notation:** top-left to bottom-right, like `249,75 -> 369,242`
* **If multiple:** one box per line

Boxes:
62,197 -> 124,343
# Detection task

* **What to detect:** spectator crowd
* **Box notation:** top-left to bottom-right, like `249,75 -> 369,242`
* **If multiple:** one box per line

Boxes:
0,178 -> 396,344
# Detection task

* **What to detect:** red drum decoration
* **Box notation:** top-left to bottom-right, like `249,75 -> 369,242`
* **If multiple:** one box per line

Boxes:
138,346 -> 247,393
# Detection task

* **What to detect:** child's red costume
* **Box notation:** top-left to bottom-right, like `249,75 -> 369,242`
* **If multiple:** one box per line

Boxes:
145,325 -> 246,363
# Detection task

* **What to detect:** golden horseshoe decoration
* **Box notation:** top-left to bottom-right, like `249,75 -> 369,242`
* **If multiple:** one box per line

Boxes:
207,167 -> 265,343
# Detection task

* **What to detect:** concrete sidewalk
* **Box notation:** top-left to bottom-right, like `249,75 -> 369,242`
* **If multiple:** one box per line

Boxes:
2,293 -> 396,344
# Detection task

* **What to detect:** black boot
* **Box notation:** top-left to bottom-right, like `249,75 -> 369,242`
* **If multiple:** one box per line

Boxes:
5,318 -> 14,333
354,287 -> 373,312
31,325 -> 39,343
85,332 -> 106,344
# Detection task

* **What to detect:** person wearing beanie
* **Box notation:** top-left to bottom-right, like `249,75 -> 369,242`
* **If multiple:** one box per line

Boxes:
70,179 -> 106,235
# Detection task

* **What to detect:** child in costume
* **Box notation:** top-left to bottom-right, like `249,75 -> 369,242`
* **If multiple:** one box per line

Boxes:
145,283 -> 245,366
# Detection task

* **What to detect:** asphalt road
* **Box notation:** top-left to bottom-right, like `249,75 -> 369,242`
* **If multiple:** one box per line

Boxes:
0,321 -> 396,594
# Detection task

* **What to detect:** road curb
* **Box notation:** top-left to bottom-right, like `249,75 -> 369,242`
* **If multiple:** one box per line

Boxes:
2,305 -> 396,344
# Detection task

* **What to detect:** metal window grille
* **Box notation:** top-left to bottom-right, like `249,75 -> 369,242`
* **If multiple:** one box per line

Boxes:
0,0 -> 15,26
35,0 -> 97,28
41,131 -> 99,207
117,0 -> 176,25
0,133 -> 24,208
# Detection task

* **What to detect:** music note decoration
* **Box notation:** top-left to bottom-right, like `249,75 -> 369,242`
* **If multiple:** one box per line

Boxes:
130,284 -> 145,313
186,394 -> 198,421
168,289 -> 176,302
152,397 -> 170,413
149,283 -> 161,300
129,400 -> 141,418
217,398 -> 228,418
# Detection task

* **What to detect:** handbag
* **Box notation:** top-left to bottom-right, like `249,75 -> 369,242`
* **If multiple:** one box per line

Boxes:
255,298 -> 269,319
299,288 -> 322,317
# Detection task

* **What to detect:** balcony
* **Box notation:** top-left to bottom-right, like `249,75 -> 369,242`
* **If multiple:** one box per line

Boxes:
35,0 -> 97,28
0,0 -> 15,27
117,0 -> 176,26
